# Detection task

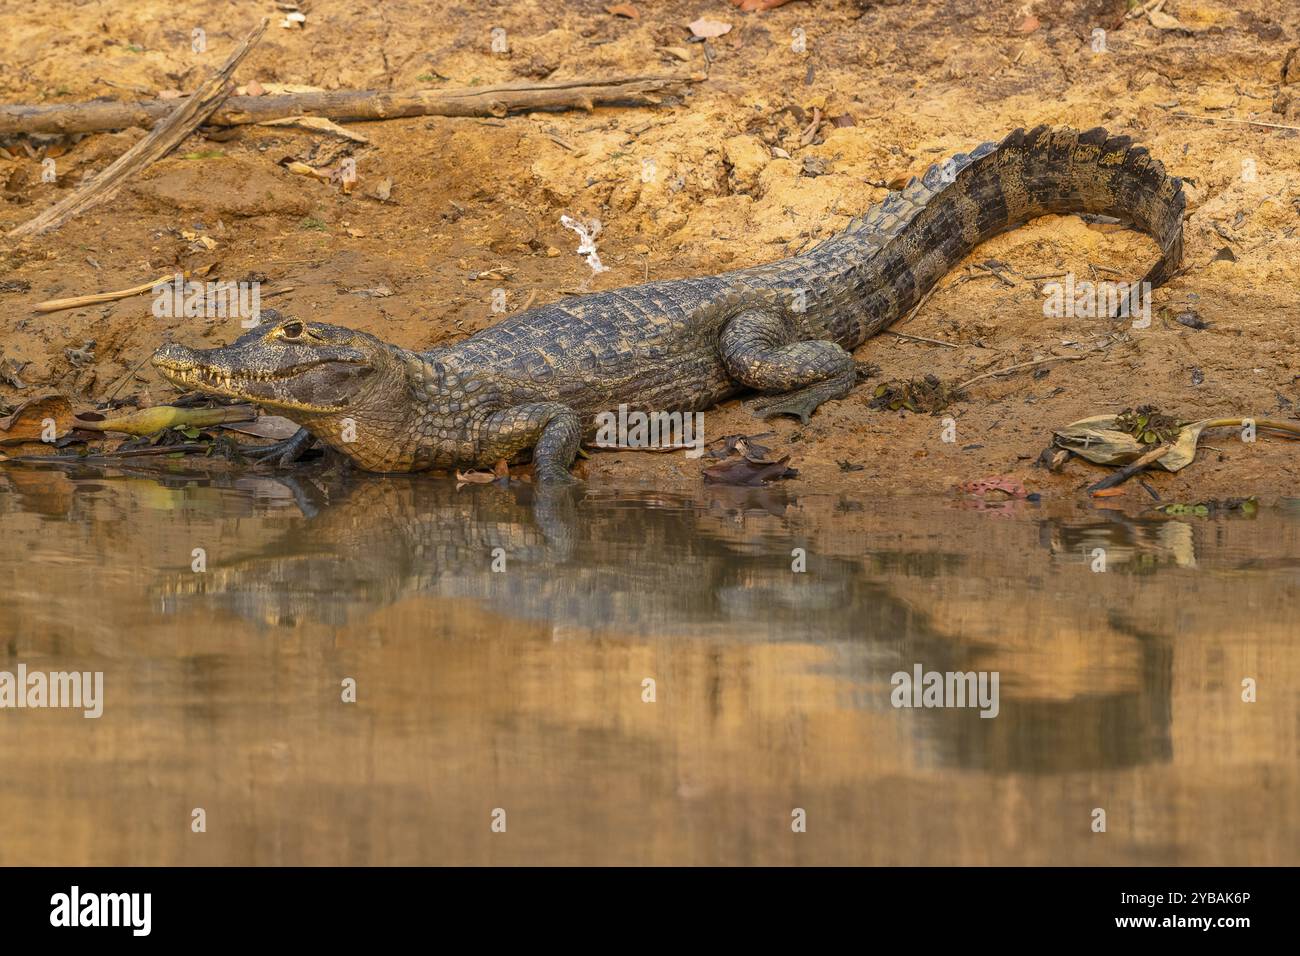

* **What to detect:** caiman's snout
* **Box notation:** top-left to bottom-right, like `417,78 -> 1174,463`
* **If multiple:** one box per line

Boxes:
151,320 -> 385,415
151,342 -> 243,393
151,343 -> 199,375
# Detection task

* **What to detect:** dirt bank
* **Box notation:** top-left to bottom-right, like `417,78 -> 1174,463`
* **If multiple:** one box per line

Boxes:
1,0 -> 1297,503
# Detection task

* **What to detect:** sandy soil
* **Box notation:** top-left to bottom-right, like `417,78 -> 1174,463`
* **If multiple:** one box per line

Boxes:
1,0 -> 1297,503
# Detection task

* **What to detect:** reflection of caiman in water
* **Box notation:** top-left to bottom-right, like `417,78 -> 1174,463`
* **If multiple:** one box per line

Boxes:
158,474 -> 910,643
135,471 -> 1179,774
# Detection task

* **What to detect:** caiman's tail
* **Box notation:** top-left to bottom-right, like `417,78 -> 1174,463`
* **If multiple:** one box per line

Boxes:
818,125 -> 1187,336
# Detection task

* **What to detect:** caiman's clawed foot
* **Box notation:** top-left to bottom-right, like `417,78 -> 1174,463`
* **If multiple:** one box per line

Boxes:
240,426 -> 313,466
752,369 -> 857,425
855,361 -> 880,383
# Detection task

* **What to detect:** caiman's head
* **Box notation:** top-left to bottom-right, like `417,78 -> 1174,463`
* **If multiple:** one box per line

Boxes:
152,314 -> 393,417
152,314 -> 434,471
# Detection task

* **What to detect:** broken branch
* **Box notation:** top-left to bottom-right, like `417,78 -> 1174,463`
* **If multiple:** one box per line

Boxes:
6,19 -> 268,238
0,74 -> 699,137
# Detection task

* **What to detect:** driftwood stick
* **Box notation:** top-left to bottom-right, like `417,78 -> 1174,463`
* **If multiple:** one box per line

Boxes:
6,20 -> 268,239
0,74 -> 698,136
1087,440 -> 1174,494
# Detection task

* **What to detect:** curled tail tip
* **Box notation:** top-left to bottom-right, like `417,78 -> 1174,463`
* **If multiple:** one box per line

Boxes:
1000,121 -> 1188,212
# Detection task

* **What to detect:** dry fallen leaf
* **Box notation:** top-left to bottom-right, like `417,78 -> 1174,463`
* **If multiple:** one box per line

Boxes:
1148,10 -> 1185,30
455,468 -> 499,485
689,18 -> 732,39
74,404 -> 256,436
0,395 -> 73,444
704,432 -> 777,461
703,453 -> 796,486
471,268 -> 516,282
220,415 -> 301,441
283,160 -> 332,181
181,230 -> 218,250
605,3 -> 639,18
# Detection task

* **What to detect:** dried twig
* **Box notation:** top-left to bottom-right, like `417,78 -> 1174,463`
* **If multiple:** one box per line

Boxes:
884,330 -> 959,348
975,262 -> 1016,287
1089,262 -> 1125,277
33,272 -> 182,314
1167,110 -> 1300,133
7,20 -> 268,238
955,354 -> 1086,392
514,289 -> 539,314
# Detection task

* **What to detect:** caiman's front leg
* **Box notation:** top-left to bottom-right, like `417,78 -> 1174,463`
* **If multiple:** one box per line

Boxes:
720,308 -> 857,424
482,402 -> 583,484
239,426 -> 313,466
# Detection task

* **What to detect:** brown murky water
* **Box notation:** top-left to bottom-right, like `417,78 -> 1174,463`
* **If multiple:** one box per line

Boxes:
0,464 -> 1296,865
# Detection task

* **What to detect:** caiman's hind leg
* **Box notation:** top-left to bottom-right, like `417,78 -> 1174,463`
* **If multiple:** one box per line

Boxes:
483,402 -> 583,483
720,308 -> 858,424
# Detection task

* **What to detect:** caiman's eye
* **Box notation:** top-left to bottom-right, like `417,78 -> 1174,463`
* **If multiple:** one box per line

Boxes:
279,321 -> 305,340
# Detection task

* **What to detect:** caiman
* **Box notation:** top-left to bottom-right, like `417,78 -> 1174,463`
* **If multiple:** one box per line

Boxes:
152,125 -> 1186,482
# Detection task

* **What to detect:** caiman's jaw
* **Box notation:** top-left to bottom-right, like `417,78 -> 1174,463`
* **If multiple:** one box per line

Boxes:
151,317 -> 381,415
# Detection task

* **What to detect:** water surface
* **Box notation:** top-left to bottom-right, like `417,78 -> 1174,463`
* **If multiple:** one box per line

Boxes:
1,464 -> 1296,864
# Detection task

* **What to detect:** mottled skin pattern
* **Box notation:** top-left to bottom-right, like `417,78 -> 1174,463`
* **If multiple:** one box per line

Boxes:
153,125 -> 1186,482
